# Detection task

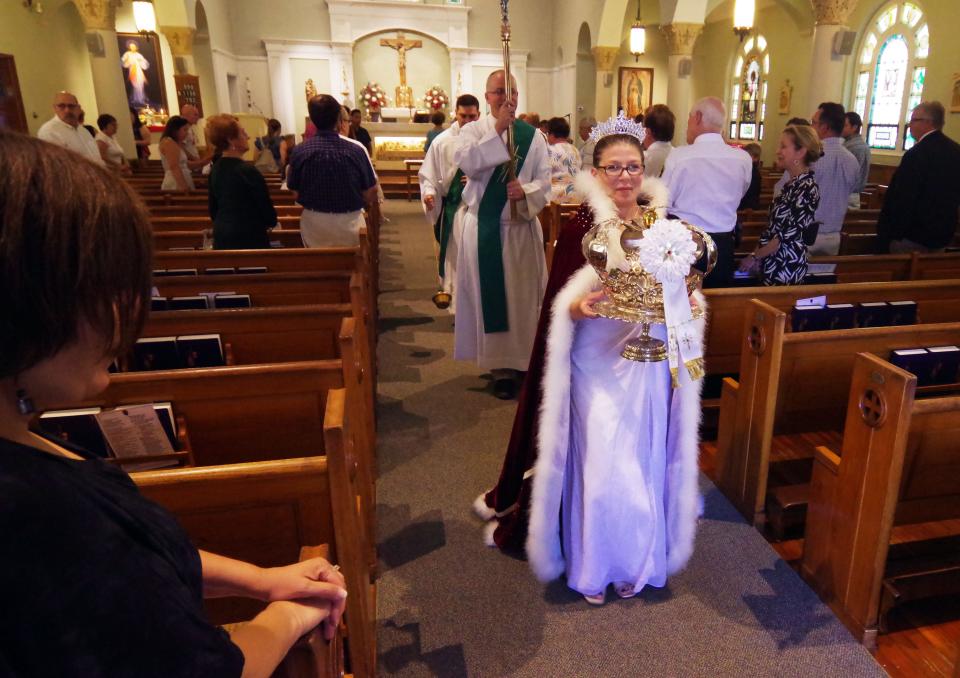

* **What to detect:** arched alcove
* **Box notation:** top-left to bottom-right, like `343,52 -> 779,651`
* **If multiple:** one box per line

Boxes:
576,22 -> 597,128
352,30 -> 450,114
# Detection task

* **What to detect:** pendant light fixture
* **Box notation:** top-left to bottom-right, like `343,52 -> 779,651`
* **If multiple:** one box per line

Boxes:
630,2 -> 646,61
733,0 -> 754,41
133,0 -> 157,33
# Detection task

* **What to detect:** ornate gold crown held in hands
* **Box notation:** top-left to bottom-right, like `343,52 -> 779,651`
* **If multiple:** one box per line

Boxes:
581,208 -> 716,366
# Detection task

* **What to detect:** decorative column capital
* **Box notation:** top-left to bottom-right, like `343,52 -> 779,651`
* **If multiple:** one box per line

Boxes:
809,0 -> 858,25
660,23 -> 704,56
160,26 -> 196,57
591,46 -> 620,72
75,0 -> 118,31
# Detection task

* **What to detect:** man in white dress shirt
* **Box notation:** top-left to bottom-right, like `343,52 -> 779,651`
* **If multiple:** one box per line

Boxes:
37,92 -> 103,166
453,71 -> 551,399
662,97 -> 751,287
419,94 -> 481,313
577,116 -> 597,168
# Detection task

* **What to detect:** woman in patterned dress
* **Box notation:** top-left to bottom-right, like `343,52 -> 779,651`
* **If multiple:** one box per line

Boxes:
739,125 -> 822,285
546,117 -> 582,201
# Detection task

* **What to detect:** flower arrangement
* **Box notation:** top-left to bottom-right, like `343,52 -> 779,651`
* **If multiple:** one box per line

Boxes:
635,219 -> 699,283
360,82 -> 389,111
423,85 -> 449,111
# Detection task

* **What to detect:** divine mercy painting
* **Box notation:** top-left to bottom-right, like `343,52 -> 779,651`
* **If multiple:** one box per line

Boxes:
117,32 -> 167,113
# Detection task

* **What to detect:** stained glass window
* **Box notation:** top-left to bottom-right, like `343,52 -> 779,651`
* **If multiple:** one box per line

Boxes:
854,2 -> 928,152
729,34 -> 769,140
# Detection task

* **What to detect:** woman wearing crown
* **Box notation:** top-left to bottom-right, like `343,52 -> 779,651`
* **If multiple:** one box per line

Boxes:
521,114 -> 710,605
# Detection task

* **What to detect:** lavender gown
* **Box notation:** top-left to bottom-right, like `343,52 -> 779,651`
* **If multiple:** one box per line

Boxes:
561,317 -> 674,596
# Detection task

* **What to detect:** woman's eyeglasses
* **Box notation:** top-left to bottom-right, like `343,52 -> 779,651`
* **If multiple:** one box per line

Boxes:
599,163 -> 643,177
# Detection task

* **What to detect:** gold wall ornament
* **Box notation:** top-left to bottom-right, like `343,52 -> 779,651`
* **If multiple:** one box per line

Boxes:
809,0 -> 859,25
591,45 -> 620,72
305,78 -> 317,104
660,23 -> 704,57
75,0 -> 118,31
160,26 -> 195,57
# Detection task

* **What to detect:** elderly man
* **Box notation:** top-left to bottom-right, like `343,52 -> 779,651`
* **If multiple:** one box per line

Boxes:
806,102 -> 860,255
419,93 -> 481,313
37,92 -> 103,165
577,116 -> 597,168
662,97 -> 752,288
287,95 -> 378,247
878,101 -> 960,253
180,104 -> 210,170
842,111 -> 871,208
453,70 -> 550,399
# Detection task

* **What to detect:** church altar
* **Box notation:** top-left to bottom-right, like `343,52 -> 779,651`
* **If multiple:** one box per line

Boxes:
367,121 -> 432,168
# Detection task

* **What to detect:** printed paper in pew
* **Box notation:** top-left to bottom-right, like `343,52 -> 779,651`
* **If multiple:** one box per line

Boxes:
95,404 -> 177,471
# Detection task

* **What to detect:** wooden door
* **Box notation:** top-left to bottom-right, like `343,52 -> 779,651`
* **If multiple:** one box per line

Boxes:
0,54 -> 29,134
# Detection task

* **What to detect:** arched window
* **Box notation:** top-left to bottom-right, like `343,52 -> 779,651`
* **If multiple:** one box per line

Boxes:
854,1 -> 928,151
728,34 -> 770,141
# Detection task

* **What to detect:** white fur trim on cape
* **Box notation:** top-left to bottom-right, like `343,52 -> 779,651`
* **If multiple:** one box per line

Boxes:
525,264 -> 706,582
473,492 -> 496,521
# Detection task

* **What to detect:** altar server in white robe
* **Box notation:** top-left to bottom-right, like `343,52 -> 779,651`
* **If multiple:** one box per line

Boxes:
453,71 -> 551,399
419,94 -> 481,313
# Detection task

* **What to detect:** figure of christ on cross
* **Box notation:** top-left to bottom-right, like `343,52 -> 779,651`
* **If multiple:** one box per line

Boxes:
380,32 -> 422,88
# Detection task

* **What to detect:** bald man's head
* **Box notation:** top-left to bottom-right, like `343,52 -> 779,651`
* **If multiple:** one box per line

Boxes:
181,104 -> 200,124
686,97 -> 726,143
53,91 -> 81,127
484,70 -> 518,118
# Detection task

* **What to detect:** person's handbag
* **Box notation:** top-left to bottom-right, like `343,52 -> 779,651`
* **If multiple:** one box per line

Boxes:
253,138 -> 279,174
803,220 -> 821,247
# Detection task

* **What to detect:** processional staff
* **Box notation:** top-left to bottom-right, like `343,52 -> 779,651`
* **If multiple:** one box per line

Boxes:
500,0 -> 519,219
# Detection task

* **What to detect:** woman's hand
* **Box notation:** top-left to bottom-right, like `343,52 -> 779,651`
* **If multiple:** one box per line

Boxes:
738,254 -> 757,273
257,557 -> 347,640
570,289 -> 605,321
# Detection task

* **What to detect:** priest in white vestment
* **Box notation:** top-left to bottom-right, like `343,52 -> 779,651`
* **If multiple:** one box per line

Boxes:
453,71 -> 550,399
419,94 -> 481,313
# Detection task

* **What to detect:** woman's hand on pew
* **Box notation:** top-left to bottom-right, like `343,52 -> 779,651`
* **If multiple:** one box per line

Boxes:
258,557 -> 348,639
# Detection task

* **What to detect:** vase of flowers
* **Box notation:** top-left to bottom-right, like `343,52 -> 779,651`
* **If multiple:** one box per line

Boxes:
423,85 -> 449,112
360,82 -> 389,121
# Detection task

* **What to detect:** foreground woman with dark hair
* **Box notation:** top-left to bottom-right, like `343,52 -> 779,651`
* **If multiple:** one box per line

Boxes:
0,131 -> 345,677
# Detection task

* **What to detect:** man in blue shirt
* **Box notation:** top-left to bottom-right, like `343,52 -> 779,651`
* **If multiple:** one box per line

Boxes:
808,102 -> 860,255
842,111 -> 871,208
288,95 -> 378,247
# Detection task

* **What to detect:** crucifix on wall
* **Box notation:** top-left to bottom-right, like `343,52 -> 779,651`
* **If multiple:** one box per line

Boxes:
380,32 -> 422,108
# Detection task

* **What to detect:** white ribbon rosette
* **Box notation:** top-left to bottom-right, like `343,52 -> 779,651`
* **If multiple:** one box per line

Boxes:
635,218 -> 704,385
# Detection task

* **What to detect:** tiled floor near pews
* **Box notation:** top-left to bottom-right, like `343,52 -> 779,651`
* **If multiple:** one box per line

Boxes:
374,199 -> 888,677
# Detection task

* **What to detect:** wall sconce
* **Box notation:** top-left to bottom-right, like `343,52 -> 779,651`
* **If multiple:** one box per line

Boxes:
733,0 -> 754,41
133,0 -> 157,33
23,0 -> 44,14
629,3 -> 646,60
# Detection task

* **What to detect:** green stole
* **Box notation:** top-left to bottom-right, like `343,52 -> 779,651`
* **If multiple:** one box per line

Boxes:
477,119 -> 536,334
433,168 -> 465,278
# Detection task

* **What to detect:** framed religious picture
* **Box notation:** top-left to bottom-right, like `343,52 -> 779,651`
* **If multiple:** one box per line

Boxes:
117,32 -> 168,114
778,79 -> 793,115
951,73 -> 960,113
617,67 -> 653,120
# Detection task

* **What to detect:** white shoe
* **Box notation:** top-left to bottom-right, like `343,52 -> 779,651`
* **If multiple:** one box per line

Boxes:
583,591 -> 606,606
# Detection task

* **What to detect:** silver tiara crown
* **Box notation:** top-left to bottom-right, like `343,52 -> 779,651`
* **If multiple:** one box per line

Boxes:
588,111 -> 646,144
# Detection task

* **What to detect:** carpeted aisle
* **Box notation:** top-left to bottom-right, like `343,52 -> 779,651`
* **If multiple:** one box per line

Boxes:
374,199 -> 886,677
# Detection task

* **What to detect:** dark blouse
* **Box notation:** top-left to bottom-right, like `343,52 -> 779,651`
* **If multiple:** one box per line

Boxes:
0,436 -> 244,676
209,157 -> 278,250
759,170 -> 820,286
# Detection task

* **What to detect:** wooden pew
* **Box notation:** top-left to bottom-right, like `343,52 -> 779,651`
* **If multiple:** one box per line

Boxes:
703,278 -> 960,376
140,304 -> 351,366
150,204 -> 304,218
134,431 -> 375,676
714,298 -> 960,535
153,230 -> 305,251
154,247 -> 360,276
800,353 -> 960,649
152,270 -> 353,307
151,215 -> 301,232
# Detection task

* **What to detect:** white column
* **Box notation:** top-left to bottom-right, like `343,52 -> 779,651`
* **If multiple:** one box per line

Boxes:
661,23 -> 703,145
266,49 -> 295,133
805,0 -> 860,114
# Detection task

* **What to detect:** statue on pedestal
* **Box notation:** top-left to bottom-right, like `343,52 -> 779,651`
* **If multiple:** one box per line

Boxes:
380,32 -> 422,109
